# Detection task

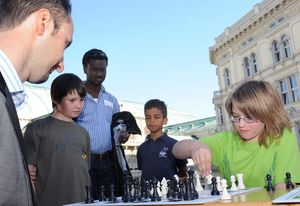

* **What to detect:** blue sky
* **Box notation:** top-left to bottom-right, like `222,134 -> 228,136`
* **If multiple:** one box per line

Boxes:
41,0 -> 261,118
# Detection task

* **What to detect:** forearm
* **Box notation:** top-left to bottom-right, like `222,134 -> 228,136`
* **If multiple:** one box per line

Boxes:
172,139 -> 196,159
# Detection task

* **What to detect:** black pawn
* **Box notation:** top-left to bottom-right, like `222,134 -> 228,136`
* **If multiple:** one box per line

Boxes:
285,172 -> 295,190
211,177 -> 220,195
85,185 -> 94,203
265,174 -> 275,191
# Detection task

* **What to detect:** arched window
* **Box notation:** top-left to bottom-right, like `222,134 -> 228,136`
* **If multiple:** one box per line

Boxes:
244,57 -> 250,77
224,68 -> 230,87
251,53 -> 258,73
272,40 -> 281,63
281,35 -> 291,58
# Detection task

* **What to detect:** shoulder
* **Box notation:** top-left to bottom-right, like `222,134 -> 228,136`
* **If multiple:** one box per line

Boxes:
103,89 -> 118,102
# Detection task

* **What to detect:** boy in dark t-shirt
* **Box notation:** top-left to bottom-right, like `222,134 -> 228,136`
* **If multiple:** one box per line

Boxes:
137,99 -> 187,181
24,74 -> 91,206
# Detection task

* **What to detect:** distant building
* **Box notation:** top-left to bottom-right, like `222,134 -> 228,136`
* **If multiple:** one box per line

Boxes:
209,0 -> 300,148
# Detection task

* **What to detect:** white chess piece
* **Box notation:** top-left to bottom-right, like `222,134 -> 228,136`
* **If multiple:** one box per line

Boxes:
237,173 -> 246,190
229,175 -> 238,191
194,170 -> 204,192
216,176 -> 222,192
206,173 -> 213,185
161,177 -> 168,199
220,179 -> 231,200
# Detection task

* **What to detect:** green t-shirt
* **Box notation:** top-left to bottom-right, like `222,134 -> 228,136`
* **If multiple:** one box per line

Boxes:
200,128 -> 300,187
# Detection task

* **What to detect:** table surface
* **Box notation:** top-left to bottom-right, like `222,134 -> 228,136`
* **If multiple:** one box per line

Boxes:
146,188 -> 300,206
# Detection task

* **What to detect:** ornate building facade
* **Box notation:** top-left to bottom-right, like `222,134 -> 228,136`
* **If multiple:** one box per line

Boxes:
209,0 -> 300,148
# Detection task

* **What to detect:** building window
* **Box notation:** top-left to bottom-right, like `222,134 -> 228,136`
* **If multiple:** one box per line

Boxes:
281,35 -> 291,59
272,40 -> 281,63
279,79 -> 289,104
217,106 -> 224,125
251,53 -> 258,73
224,68 -> 231,87
244,57 -> 250,77
278,75 -> 300,105
289,75 -> 300,102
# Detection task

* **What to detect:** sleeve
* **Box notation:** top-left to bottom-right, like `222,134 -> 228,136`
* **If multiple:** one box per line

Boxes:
274,128 -> 300,184
85,130 -> 91,170
200,131 -> 230,168
23,123 -> 41,165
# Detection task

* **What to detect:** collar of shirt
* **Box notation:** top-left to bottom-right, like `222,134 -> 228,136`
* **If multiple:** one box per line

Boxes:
0,50 -> 26,109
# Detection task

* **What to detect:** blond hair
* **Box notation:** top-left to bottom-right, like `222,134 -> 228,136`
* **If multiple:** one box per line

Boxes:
225,80 -> 291,146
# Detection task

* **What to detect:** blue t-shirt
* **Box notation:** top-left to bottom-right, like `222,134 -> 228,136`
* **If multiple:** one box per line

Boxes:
137,134 -> 187,181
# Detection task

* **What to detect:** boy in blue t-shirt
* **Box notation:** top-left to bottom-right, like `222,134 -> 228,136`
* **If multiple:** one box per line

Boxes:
137,99 -> 188,181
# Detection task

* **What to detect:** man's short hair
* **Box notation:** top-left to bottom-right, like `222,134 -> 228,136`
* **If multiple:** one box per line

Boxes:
82,48 -> 108,67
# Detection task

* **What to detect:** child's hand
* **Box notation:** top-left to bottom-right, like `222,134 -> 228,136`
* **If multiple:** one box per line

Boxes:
28,164 -> 37,184
119,130 -> 130,144
190,142 -> 212,177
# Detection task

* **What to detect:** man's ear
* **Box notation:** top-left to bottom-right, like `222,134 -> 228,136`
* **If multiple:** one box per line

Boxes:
163,117 -> 168,125
36,9 -> 52,35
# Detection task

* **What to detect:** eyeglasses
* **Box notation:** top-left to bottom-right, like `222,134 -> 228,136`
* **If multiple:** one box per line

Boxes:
229,115 -> 256,124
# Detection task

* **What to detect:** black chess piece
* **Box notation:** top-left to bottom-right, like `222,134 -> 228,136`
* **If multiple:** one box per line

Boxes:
108,184 -> 117,202
85,185 -> 94,204
166,180 -> 173,200
150,177 -> 161,202
285,172 -> 295,190
188,169 -> 199,198
211,177 -> 220,196
122,175 -> 133,203
183,173 -> 195,201
265,174 -> 275,191
132,178 -> 141,202
98,185 -> 106,202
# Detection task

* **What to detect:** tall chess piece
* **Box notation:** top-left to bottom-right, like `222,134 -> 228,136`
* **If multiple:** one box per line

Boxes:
108,184 -> 117,202
85,185 -> 94,203
150,177 -> 161,202
188,169 -> 199,198
265,174 -> 275,191
99,185 -> 106,202
183,173 -> 195,201
285,172 -> 295,190
194,171 -> 204,193
236,173 -> 246,190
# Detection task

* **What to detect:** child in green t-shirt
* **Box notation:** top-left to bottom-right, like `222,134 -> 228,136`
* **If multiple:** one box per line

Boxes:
172,80 -> 300,189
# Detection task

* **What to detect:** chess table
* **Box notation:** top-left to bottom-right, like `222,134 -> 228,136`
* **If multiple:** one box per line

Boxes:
66,188 -> 300,206
153,188 -> 300,206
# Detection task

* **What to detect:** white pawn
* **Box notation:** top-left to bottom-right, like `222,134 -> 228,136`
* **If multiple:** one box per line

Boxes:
220,179 -> 231,200
216,176 -> 222,192
194,170 -> 204,192
206,173 -> 213,185
229,175 -> 238,191
237,173 -> 246,190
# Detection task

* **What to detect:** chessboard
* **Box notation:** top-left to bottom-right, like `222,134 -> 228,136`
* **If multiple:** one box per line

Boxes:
272,187 -> 300,204
64,187 -> 262,206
